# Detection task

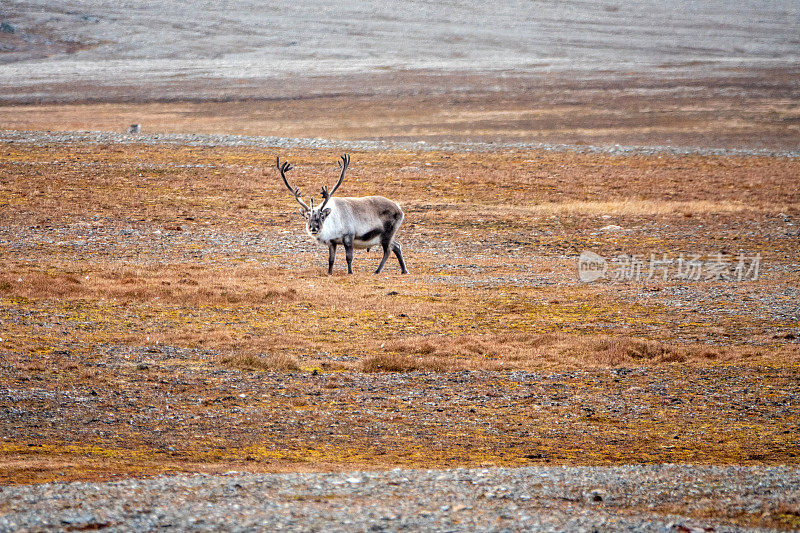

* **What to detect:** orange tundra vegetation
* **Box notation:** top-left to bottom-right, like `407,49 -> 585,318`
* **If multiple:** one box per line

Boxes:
0,141 -> 799,486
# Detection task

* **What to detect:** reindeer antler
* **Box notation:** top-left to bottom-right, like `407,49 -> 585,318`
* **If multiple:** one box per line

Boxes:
319,154 -> 350,210
277,156 -> 310,211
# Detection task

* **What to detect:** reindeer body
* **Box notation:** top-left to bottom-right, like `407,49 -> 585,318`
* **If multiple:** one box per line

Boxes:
308,196 -> 403,249
278,155 -> 408,274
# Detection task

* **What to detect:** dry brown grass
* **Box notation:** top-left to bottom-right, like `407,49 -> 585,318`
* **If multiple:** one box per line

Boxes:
508,199 -> 797,216
361,353 -> 465,372
3,261 -> 797,372
1,142 -> 798,371
221,352 -> 301,372
1,140 -> 799,487
369,333 -> 799,371
0,266 -> 301,306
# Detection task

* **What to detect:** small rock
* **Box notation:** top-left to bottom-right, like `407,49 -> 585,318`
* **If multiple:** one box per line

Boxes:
61,514 -> 96,525
585,489 -> 606,503
599,224 -> 625,233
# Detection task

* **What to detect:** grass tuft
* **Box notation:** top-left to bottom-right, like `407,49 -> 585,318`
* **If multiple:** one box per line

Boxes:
221,352 -> 301,372
361,353 -> 462,372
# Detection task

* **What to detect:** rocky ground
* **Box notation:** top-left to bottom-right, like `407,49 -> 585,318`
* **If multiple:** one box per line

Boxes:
2,465 -> 799,532
3,1 -> 798,86
0,132 -> 798,530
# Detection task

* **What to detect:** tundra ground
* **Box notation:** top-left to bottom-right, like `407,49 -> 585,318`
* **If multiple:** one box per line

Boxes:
1,138 -> 798,509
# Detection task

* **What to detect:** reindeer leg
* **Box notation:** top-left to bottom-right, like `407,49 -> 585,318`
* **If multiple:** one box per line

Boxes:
343,234 -> 354,274
328,242 -> 337,274
375,241 -> 391,274
392,241 -> 408,274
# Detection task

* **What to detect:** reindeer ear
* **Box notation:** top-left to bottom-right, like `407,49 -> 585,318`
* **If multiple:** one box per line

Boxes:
322,208 -> 331,218
299,208 -> 308,218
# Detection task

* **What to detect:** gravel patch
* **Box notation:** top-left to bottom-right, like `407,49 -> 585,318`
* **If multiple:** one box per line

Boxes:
1,465 -> 797,532
2,130 -> 799,158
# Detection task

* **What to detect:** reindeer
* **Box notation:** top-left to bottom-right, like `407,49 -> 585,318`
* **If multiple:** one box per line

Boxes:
277,154 -> 408,275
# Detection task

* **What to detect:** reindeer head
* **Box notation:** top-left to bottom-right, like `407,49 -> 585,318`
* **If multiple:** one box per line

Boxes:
277,154 -> 349,236
304,198 -> 331,235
